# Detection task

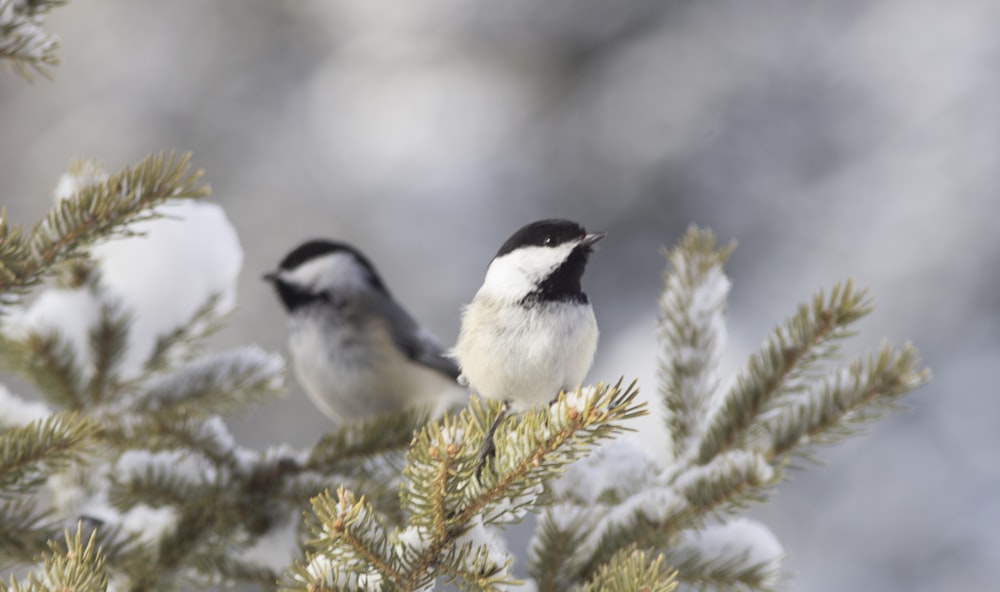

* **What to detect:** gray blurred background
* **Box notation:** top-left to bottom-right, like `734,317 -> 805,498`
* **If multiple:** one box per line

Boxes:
2,1 -> 998,590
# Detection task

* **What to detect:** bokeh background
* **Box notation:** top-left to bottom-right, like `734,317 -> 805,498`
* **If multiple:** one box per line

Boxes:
3,1 -> 998,590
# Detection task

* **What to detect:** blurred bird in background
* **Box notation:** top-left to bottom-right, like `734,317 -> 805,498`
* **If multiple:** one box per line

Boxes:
264,240 -> 466,424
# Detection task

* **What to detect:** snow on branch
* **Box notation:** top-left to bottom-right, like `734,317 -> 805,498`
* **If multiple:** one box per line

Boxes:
0,199 -> 931,592
285,383 -> 647,592
0,384 -> 50,428
666,518 -> 783,592
0,152 -> 210,299
524,229 -> 928,591
0,0 -> 66,80
306,406 -> 432,475
0,411 -> 97,493
582,547 -> 677,592
3,526 -> 110,592
765,341 -> 930,462
135,346 -> 285,420
696,280 -> 874,465
659,226 -> 734,461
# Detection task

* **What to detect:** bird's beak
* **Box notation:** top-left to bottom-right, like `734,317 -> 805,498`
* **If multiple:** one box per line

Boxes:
580,232 -> 607,248
262,271 -> 279,283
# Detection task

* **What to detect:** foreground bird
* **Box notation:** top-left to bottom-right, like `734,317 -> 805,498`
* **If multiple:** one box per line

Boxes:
452,219 -> 605,474
264,240 -> 464,424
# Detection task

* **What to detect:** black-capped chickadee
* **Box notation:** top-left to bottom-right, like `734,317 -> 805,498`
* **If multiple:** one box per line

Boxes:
452,219 -> 605,473
264,240 -> 464,425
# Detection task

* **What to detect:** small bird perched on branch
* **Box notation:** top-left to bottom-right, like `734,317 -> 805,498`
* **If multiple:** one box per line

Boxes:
452,219 -> 605,477
264,240 -> 464,424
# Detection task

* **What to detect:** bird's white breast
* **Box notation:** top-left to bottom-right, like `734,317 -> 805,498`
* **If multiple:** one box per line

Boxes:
288,311 -> 458,423
454,297 -> 598,410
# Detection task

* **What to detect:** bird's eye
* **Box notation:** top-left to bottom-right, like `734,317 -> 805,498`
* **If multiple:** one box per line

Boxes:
544,236 -> 554,246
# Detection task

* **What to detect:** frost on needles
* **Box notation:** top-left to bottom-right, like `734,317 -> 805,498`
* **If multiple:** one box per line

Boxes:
0,11 -> 930,589
0,164 -> 931,592
0,0 -> 65,80
0,151 -> 930,591
0,57 -> 929,592
282,227 -> 929,592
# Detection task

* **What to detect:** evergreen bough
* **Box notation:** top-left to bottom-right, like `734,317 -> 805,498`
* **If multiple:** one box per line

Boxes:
0,9 -> 930,591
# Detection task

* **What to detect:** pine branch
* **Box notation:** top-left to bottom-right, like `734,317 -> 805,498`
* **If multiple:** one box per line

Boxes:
108,469 -> 213,514
116,504 -> 216,592
664,519 -> 783,592
0,496 -> 55,562
306,407 -> 429,475
432,515 -> 514,590
766,342 -> 930,461
50,257 -> 97,290
104,440 -> 313,589
142,292 -> 228,375
471,381 -> 645,526
281,553 -> 383,592
190,551 -> 280,588
581,547 -> 677,592
0,210 -> 32,306
2,526 -> 109,592
304,487 -> 403,584
86,301 -> 130,404
675,451 -> 777,516
391,382 -> 644,591
696,281 -> 873,464
0,152 -> 210,298
659,226 -> 733,461
68,517 -> 143,573
303,411 -> 429,524
0,411 -> 97,493
285,383 -> 645,592
0,385 -> 50,430
580,451 -> 775,583
666,552 -> 779,592
134,346 -> 284,420
0,214 -> 934,591
107,416 -> 239,472
529,440 -> 665,588
0,0 -> 66,81
288,470 -> 405,528
528,505 -> 590,591
238,450 -> 311,534
18,330 -> 86,409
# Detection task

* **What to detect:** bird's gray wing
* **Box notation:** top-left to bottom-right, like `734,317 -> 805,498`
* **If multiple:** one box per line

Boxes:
368,295 -> 462,382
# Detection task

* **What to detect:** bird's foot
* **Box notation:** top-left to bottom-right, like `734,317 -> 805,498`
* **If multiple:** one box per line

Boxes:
475,436 -> 497,482
475,400 -> 510,483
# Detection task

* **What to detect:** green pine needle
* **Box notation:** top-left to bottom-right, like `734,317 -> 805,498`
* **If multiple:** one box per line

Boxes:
766,341 -> 930,461
0,411 -> 98,493
0,152 -> 210,299
658,225 -> 734,460
86,301 -> 131,405
582,547 -> 677,592
3,525 -> 109,592
696,280 -> 874,464
307,407 -> 430,476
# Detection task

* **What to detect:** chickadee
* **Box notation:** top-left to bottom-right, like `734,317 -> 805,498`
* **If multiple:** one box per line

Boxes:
452,219 -> 605,473
264,240 -> 464,425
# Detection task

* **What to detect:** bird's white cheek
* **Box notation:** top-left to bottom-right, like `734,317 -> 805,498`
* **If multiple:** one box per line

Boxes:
478,244 -> 575,301
479,260 -> 534,301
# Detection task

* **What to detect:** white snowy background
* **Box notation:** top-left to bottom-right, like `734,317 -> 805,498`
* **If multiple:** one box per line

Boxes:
2,1 -> 998,590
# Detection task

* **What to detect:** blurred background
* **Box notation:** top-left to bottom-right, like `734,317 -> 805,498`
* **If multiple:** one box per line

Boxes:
2,0 -> 998,590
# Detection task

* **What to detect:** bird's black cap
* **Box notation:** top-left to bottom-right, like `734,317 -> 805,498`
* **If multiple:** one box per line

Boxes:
275,240 -> 359,271
494,219 -> 606,305
494,219 -> 590,259
263,240 -> 389,310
